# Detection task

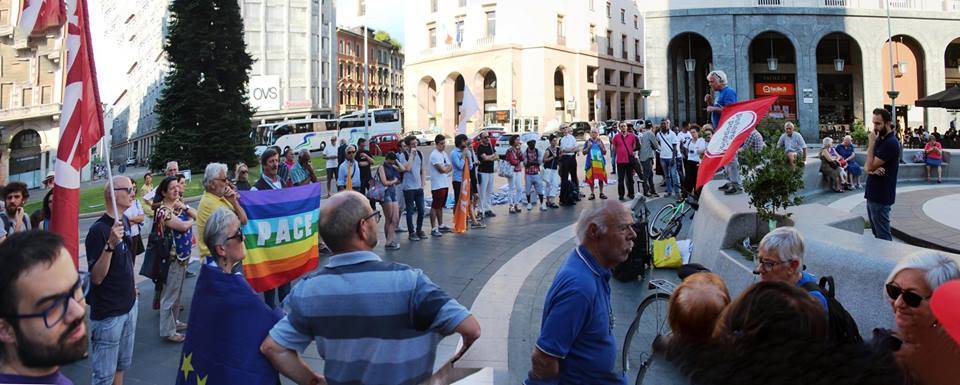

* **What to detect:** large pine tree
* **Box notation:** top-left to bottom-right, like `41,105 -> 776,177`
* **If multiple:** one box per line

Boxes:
151,0 -> 255,172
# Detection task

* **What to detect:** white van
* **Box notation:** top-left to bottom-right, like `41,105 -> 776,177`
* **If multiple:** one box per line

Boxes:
274,130 -> 338,155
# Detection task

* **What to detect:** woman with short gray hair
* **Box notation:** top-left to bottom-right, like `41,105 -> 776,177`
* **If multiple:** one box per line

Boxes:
203,207 -> 245,274
819,137 -> 844,193
881,252 -> 960,381
755,227 -> 828,311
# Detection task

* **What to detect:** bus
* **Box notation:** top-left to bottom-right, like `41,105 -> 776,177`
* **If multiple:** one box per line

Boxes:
337,108 -> 402,145
254,118 -> 339,156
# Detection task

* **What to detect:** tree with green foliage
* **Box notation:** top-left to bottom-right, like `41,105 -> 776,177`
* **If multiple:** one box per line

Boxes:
373,30 -> 401,50
151,0 -> 256,172
739,144 -> 804,226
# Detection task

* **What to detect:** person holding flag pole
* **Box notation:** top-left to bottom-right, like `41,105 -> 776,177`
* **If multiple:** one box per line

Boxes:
454,82 -> 480,232
695,96 -> 780,191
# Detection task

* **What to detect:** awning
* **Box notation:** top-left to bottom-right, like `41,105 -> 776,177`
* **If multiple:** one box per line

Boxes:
915,86 -> 960,109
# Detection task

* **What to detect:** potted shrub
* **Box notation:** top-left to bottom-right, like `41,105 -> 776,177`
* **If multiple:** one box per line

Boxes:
850,119 -> 868,149
737,141 -> 804,258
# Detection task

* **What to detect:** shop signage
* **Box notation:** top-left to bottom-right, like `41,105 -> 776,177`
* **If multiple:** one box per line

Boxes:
249,75 -> 281,111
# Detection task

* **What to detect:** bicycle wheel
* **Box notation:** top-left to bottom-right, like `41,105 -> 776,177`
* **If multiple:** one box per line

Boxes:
621,292 -> 672,384
648,203 -> 677,239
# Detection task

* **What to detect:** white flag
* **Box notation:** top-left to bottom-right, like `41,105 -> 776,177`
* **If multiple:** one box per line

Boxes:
457,86 -> 479,134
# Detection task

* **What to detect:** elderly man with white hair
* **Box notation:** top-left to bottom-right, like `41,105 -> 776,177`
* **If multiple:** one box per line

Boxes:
197,163 -> 248,264
527,200 -> 636,384
704,70 -> 747,195
754,227 -> 828,311
777,121 -> 807,167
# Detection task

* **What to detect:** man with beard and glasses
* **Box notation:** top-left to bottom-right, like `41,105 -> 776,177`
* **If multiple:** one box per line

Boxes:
0,231 -> 88,385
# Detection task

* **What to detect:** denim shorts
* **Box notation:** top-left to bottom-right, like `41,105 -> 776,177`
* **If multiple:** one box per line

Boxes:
89,300 -> 138,385
383,186 -> 398,203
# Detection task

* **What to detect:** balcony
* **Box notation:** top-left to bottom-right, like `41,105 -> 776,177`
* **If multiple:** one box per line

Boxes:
476,35 -> 494,48
0,103 -> 61,124
606,45 -> 614,56
557,35 -> 566,46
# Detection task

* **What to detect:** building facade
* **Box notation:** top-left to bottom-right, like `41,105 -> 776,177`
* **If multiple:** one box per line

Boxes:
404,0 -> 646,136
336,26 -> 404,115
241,0 -> 337,124
641,0 -> 960,142
0,0 -> 64,187
100,0 -> 169,166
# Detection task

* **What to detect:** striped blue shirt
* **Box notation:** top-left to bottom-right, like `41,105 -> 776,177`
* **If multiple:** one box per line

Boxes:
268,251 -> 471,385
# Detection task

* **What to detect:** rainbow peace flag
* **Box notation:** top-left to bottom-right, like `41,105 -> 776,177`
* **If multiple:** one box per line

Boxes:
238,183 -> 321,292
584,141 -> 607,185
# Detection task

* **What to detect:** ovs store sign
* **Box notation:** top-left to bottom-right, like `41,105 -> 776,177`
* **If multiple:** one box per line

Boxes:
249,75 -> 281,112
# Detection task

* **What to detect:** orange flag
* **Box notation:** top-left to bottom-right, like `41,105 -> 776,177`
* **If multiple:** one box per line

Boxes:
453,154 -> 472,233
346,161 -> 354,191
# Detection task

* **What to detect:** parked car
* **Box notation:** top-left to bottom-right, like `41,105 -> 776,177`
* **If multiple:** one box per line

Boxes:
568,121 -> 593,139
404,130 -> 436,145
125,157 -> 136,166
369,133 -> 401,155
470,126 -> 506,150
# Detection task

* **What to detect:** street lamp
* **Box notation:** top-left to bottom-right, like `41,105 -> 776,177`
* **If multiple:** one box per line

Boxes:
834,35 -> 845,72
639,89 -> 653,119
767,37 -> 779,72
685,34 -> 695,72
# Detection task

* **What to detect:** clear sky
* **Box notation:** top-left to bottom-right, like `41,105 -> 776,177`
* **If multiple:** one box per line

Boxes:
89,0 -> 406,105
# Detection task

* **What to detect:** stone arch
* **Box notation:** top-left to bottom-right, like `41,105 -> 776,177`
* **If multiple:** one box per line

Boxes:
667,32 -> 713,125
945,37 -> 960,88
554,66 -> 566,123
881,34 -> 926,129
475,68 -> 498,125
8,129 -> 42,188
417,75 -> 437,131
815,32 -> 866,139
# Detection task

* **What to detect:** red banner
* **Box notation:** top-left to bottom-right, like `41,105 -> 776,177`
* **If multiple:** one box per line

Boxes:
52,0 -> 104,266
18,0 -> 66,37
696,96 -> 778,190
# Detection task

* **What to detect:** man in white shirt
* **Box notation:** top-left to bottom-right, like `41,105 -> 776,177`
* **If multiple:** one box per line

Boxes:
428,135 -> 453,237
676,122 -> 693,160
323,136 -> 339,197
657,119 -> 681,198
558,125 -> 580,204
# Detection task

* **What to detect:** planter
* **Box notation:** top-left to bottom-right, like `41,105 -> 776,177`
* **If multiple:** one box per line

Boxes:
734,213 -> 795,261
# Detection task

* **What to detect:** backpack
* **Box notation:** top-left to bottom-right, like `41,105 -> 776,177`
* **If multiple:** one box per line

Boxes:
559,179 -> 577,206
801,276 -> 863,344
613,220 -> 650,282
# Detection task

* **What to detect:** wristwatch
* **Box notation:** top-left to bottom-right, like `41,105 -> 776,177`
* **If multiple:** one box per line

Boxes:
105,243 -> 115,253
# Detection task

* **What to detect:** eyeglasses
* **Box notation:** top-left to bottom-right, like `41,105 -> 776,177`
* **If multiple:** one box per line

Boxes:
347,151 -> 357,154
755,258 -> 787,271
360,210 -> 382,225
113,187 -> 134,194
885,283 -> 930,308
226,227 -> 245,243
7,272 -> 89,329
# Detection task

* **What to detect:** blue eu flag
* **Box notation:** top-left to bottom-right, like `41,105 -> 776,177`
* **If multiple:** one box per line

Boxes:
176,263 -> 282,385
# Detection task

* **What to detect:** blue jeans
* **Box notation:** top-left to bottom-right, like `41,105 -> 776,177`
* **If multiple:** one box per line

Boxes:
403,188 -> 425,234
867,201 -> 893,241
264,283 -> 291,310
90,300 -> 139,385
661,157 -> 679,194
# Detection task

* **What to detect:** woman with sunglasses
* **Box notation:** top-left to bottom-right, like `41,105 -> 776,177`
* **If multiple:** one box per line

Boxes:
155,176 -> 197,343
879,252 -> 959,382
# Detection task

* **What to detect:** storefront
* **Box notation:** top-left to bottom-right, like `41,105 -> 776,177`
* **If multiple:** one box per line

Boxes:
754,74 -> 797,121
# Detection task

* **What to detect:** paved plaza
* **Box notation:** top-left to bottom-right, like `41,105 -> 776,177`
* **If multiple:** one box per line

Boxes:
58,171 -> 959,384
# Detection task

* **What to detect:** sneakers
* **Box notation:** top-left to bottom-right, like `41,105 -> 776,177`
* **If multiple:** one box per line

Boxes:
540,202 -> 547,211
409,234 -> 421,242
431,228 -> 443,237
471,221 -> 487,228
397,224 -> 408,233
385,242 -> 400,250
526,203 -> 533,211
439,225 -> 452,233
484,210 -> 496,217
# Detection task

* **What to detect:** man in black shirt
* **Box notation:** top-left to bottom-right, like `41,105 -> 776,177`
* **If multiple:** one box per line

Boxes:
337,139 -> 348,167
475,133 -> 497,218
84,176 -> 138,385
864,108 -> 901,241
356,138 -> 375,199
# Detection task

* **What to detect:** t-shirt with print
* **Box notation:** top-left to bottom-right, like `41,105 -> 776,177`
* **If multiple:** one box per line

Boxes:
429,149 -> 451,191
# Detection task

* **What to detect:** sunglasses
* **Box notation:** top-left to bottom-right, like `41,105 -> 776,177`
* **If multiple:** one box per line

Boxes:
885,284 -> 930,308
113,187 -> 134,194
226,227 -> 245,243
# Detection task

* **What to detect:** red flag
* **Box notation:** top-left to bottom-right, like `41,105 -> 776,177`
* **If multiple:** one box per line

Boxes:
695,96 -> 778,190
18,0 -> 66,37
52,0 -> 104,266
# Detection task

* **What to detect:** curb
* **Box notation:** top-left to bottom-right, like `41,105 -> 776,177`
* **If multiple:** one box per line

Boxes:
78,195 -> 203,220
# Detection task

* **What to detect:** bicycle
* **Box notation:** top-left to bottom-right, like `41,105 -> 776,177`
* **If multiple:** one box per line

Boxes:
621,278 -> 677,385
648,194 -> 699,240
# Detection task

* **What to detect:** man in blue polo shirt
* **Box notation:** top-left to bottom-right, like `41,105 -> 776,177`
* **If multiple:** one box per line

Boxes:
705,70 -> 746,194
864,108 -> 901,241
527,201 -> 636,384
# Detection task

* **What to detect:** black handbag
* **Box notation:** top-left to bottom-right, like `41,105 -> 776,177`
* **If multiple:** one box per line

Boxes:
139,210 -> 174,283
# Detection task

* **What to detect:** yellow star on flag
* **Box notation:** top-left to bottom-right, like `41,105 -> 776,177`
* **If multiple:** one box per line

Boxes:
181,352 -> 194,381
197,374 -> 208,385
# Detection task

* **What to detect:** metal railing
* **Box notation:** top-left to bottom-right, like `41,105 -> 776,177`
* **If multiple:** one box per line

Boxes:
476,35 -> 494,48
645,0 -> 952,11
557,35 -> 566,46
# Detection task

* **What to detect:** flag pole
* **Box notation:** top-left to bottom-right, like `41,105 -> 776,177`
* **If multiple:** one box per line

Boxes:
102,134 -> 120,220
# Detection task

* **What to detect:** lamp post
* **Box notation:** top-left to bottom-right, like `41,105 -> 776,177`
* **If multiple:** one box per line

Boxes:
767,37 -> 778,72
885,0 -> 898,130
639,88 -> 653,119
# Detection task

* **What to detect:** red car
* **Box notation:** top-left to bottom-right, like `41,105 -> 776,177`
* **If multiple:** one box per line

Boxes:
470,127 -> 505,150
369,133 -> 400,155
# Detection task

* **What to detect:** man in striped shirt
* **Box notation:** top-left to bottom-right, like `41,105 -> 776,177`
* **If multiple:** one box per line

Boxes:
260,191 -> 481,385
